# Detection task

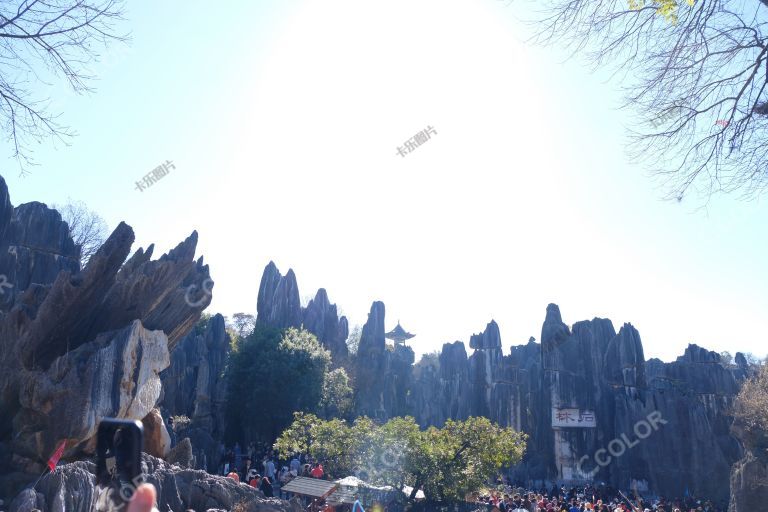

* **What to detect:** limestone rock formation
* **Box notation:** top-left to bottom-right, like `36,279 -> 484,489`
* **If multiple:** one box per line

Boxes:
12,320 -> 170,462
255,262 -> 349,361
410,304 -> 746,503
728,451 -> 768,512
256,262 -> 302,331
160,313 -> 231,472
0,175 -> 212,500
727,390 -> 768,511
302,288 -> 349,361
353,301 -> 414,419
9,454 -> 295,512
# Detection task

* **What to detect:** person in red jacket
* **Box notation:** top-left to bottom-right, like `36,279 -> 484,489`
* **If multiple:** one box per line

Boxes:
310,462 -> 324,479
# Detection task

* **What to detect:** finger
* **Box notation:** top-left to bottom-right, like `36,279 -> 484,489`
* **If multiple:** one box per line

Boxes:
126,483 -> 157,512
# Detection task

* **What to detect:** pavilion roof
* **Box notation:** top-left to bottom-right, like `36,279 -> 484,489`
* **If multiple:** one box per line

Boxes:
385,322 -> 415,342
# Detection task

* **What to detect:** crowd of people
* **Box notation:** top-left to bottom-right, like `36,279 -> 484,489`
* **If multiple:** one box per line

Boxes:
470,484 -> 726,512
218,442 -> 327,500
211,442 -> 726,512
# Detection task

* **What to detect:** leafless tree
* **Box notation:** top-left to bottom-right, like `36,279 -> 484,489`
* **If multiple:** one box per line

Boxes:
732,357 -> 768,454
0,0 -> 128,175
52,198 -> 108,266
529,0 -> 768,201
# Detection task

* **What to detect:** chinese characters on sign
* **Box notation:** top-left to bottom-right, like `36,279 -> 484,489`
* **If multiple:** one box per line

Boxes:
396,126 -> 437,157
552,408 -> 597,428
135,160 -> 175,192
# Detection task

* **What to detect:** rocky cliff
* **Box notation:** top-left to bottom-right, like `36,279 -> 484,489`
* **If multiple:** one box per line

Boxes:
253,260 -> 748,502
728,387 -> 768,511
256,261 -> 349,361
354,301 -> 415,420
0,175 -> 213,502
408,305 -> 746,502
160,313 -> 231,472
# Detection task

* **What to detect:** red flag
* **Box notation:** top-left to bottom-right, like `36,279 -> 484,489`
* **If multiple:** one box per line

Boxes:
47,440 -> 66,471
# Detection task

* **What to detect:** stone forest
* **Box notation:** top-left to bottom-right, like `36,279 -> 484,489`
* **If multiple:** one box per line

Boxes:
0,173 -> 764,512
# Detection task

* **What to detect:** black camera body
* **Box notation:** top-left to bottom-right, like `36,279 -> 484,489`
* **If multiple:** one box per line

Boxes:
96,418 -> 145,507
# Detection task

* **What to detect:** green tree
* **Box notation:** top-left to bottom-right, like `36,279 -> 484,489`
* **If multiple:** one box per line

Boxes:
346,325 -> 362,356
229,313 -> 256,339
192,313 -> 212,337
320,367 -> 354,419
224,327 -> 331,444
274,414 -> 527,503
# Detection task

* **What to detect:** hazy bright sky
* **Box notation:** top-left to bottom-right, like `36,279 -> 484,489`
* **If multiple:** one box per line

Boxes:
3,0 -> 766,363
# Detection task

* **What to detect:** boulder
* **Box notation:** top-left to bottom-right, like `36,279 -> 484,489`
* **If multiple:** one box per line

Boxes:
142,409 -> 171,458
11,454 -> 292,512
12,320 -> 170,462
167,438 -> 195,469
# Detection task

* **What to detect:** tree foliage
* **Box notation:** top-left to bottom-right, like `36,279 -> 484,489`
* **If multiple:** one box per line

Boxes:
52,198 -> 109,266
0,0 -> 128,175
224,327 -> 331,444
733,359 -> 768,457
229,312 -> 255,339
274,413 -> 527,503
628,0 -> 696,25
320,367 -> 354,420
531,0 -> 768,200
346,324 -> 362,356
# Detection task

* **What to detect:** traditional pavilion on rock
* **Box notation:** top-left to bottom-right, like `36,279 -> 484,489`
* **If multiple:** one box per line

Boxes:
385,321 -> 415,345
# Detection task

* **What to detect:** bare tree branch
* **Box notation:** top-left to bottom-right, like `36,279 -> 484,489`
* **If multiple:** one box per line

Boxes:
51,197 -> 109,267
0,0 -> 128,176
529,0 -> 768,201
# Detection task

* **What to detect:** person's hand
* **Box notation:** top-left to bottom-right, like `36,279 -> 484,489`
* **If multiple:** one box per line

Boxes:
126,483 -> 159,512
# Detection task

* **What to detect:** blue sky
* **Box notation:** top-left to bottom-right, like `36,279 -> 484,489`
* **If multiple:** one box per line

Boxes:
2,0 -> 766,362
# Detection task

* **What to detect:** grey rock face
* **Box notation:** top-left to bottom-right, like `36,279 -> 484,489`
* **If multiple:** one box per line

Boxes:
255,262 -> 349,361
303,288 -> 349,360
13,321 -> 170,461
0,201 -> 80,312
353,301 -> 414,420
256,262 -> 301,331
410,306 -> 745,502
160,313 -> 231,472
0,174 -> 211,485
728,451 -> 768,512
